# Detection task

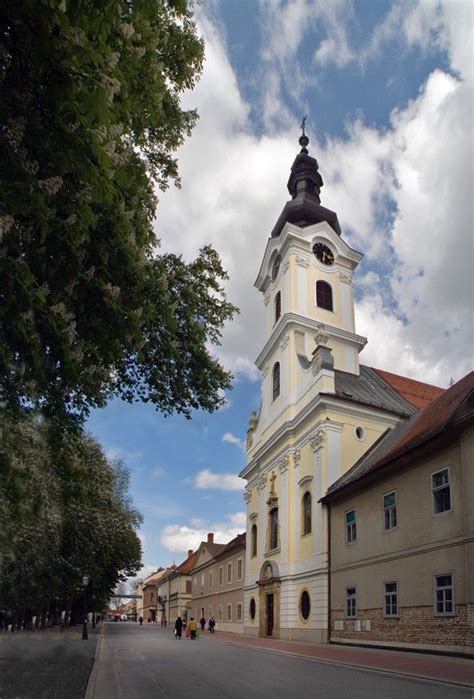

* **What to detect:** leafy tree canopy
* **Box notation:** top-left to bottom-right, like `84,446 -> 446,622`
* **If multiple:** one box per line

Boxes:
0,0 -> 237,421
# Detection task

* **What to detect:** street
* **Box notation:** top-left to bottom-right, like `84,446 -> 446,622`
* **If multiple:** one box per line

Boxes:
87,623 -> 472,699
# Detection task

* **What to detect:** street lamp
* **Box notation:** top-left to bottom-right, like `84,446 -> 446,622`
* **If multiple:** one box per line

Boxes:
82,575 -> 90,640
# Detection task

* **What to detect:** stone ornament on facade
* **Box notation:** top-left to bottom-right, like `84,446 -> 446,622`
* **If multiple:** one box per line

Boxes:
282,260 -> 290,274
261,364 -> 270,378
263,291 -> 271,306
311,354 -> 322,376
257,473 -> 268,491
339,272 -> 351,284
278,455 -> 290,474
292,449 -> 301,467
310,431 -> 324,452
244,488 -> 252,504
296,255 -> 309,268
314,323 -> 329,346
279,334 -> 290,351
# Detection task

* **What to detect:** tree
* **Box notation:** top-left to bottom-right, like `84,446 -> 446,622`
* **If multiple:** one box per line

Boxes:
0,414 -> 142,628
0,0 -> 237,421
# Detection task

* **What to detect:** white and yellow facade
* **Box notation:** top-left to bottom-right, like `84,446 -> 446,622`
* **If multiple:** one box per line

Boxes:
240,135 -> 419,642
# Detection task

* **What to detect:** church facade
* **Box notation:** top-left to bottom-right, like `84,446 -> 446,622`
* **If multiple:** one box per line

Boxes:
239,132 -> 444,643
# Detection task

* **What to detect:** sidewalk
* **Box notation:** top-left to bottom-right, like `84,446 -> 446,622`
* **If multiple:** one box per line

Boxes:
0,625 -> 100,698
209,630 -> 474,688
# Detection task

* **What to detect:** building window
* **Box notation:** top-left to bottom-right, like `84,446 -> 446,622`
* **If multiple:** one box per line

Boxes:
237,558 -> 243,581
274,291 -> 281,323
383,491 -> 397,531
272,362 -> 280,401
218,605 -> 223,622
249,598 -> 256,620
355,426 -> 365,440
186,580 -> 192,594
193,577 -> 197,589
251,524 -> 257,557
434,573 -> 454,615
346,587 -> 356,618
201,574 -> 204,588
302,491 -> 312,535
269,507 -> 278,550
345,509 -> 356,543
209,572 -> 213,590
227,562 -> 232,583
384,581 -> 398,617
300,590 -> 311,621
432,467 -> 451,514
227,604 -> 232,622
316,280 -> 333,311
218,566 -> 223,586
237,603 -> 243,622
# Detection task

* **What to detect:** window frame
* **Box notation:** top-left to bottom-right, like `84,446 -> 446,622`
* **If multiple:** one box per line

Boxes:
302,491 -> 312,536
226,603 -> 232,622
316,280 -> 333,312
434,572 -> 455,616
218,604 -> 223,622
383,580 -> 399,618
346,587 -> 357,618
218,566 -> 223,587
251,523 -> 257,557
272,362 -> 280,402
274,291 -> 281,323
345,508 -> 357,544
227,562 -> 232,584
299,589 -> 311,622
269,506 -> 279,551
237,557 -> 243,581
432,466 -> 452,516
236,603 -> 243,622
209,571 -> 213,590
383,490 -> 397,532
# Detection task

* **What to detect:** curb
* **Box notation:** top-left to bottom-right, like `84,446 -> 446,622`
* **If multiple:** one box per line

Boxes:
212,636 -> 474,690
84,625 -> 104,699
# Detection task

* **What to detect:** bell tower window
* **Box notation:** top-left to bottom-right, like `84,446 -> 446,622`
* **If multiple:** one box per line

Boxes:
272,363 -> 280,401
274,291 -> 281,323
316,280 -> 333,311
269,507 -> 279,550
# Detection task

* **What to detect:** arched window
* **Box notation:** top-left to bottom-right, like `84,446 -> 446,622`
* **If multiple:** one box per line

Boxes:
300,590 -> 311,621
272,362 -> 280,401
269,507 -> 278,550
274,291 -> 281,323
251,524 -> 257,557
249,598 -> 256,620
316,280 -> 333,311
302,491 -> 312,535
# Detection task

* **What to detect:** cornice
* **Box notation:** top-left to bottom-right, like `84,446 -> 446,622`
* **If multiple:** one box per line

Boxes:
255,313 -> 367,368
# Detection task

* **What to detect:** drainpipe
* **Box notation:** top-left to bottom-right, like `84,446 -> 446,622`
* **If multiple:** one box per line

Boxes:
326,501 -> 331,644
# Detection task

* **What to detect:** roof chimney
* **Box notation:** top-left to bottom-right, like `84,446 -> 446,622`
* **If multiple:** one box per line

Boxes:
188,549 -> 193,559
207,532 -> 214,544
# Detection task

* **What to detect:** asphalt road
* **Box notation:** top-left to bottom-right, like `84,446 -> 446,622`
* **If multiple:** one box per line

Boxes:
88,623 -> 471,699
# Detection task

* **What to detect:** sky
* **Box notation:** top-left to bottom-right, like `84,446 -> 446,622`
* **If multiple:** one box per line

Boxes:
86,0 -> 474,579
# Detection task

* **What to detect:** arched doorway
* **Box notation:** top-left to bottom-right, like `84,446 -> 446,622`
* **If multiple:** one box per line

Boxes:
258,561 -> 280,638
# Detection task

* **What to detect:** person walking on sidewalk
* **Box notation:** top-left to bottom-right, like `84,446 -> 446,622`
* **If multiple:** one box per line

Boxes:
174,616 -> 183,640
209,617 -> 215,633
188,617 -> 197,640
199,616 -> 206,632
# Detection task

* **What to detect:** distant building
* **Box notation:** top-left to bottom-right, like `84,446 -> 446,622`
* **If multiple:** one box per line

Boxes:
323,372 -> 474,654
191,532 -> 246,633
141,568 -> 171,622
157,550 -> 198,623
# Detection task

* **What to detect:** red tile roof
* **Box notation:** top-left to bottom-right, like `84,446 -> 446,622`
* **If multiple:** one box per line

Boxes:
176,550 -> 199,575
372,368 -> 445,409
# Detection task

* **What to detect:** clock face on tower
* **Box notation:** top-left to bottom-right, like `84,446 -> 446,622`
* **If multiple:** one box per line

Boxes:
313,242 -> 334,266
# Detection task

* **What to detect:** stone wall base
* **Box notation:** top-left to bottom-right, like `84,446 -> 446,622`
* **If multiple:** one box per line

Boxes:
330,604 -> 474,652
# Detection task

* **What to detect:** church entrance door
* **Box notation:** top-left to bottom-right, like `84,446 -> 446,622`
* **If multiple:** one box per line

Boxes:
266,594 -> 274,636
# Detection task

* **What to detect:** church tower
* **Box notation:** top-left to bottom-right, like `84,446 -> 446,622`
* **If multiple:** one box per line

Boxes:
240,131 -> 416,643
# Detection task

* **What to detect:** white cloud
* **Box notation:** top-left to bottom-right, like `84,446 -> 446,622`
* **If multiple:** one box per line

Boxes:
151,466 -> 166,479
160,512 -> 246,554
194,469 -> 245,491
221,431 -> 246,451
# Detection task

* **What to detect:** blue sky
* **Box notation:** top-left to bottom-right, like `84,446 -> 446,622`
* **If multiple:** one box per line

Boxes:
86,0 -> 473,577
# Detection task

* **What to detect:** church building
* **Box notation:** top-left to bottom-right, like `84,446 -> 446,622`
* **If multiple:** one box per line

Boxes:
239,130 -> 445,643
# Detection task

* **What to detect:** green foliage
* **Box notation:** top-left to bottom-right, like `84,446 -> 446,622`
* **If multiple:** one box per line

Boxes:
0,0 -> 236,420
0,414 -> 142,619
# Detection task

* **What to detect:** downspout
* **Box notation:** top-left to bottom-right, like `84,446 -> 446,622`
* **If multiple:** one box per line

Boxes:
326,500 -> 331,644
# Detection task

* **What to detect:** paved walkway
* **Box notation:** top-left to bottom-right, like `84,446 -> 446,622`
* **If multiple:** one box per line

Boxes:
206,630 -> 474,688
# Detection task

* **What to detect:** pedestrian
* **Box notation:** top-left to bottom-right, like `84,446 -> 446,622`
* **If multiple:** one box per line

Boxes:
139,616 -> 143,626
209,616 -> 215,633
174,616 -> 183,640
188,617 -> 197,640
163,617 -> 167,628
199,616 -> 206,632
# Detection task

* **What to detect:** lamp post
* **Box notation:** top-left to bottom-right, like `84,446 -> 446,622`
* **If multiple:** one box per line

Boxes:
82,575 -> 89,640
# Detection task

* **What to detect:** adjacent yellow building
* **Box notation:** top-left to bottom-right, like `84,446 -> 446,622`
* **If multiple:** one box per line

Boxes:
240,132 -> 444,643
